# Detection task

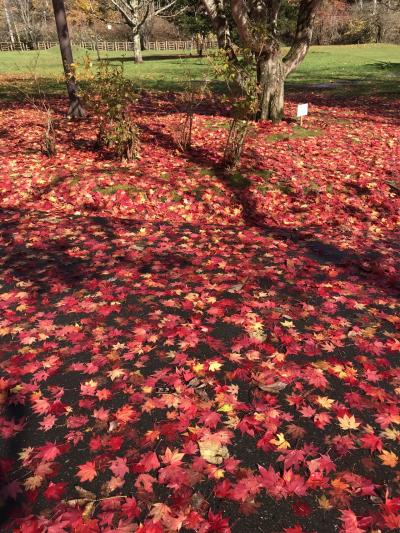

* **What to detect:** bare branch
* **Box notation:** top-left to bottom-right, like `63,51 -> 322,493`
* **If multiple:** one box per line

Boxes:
283,0 -> 323,75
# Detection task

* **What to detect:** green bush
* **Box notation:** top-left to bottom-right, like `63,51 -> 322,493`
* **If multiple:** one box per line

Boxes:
82,60 -> 139,161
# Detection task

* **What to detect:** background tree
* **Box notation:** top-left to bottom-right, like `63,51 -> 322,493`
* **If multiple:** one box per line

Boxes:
107,0 -> 180,62
3,0 -> 16,43
203,0 -> 323,122
52,0 -> 85,117
177,1 -> 213,56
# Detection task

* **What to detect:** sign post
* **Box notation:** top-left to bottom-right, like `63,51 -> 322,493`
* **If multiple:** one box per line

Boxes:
297,103 -> 309,126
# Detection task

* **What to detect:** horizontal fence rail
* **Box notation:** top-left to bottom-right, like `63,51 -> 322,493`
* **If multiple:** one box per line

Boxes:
0,41 -> 30,51
0,40 -> 218,52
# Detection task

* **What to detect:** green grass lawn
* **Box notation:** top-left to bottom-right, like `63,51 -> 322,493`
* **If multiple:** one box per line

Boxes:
0,43 -> 399,99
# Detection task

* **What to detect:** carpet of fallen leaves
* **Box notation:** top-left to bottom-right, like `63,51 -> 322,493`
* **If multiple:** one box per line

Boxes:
0,91 -> 399,533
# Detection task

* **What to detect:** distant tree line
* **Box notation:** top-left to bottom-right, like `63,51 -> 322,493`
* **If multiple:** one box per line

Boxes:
1,0 -> 399,47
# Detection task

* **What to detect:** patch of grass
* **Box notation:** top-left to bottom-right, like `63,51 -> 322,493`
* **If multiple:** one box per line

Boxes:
255,169 -> 273,181
171,191 -> 182,202
286,43 -> 400,97
1,44 -> 399,100
275,180 -> 295,195
334,118 -> 353,125
0,47 -> 210,98
303,181 -> 321,196
199,168 -> 217,177
256,184 -> 270,194
387,180 -> 400,195
203,120 -> 230,130
47,175 -> 64,187
211,185 -> 225,195
95,183 -> 140,196
96,167 -> 132,176
193,186 -> 206,200
266,127 -> 323,142
225,172 -> 251,189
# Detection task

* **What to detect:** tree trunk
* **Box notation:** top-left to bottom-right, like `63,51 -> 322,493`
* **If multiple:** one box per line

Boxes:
4,0 -> 15,44
195,34 -> 205,57
51,0 -> 85,118
257,54 -> 285,122
133,31 -> 143,63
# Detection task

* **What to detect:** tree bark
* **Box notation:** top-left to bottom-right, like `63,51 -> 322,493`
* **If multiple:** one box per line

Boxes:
257,53 -> 285,122
131,0 -> 143,63
203,0 -> 231,48
4,0 -> 15,44
51,0 -> 85,118
133,31 -> 143,62
283,0 -> 322,76
202,0 -> 237,61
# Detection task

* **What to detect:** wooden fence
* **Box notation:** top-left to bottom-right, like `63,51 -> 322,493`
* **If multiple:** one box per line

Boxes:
0,40 -> 218,53
0,41 -> 30,51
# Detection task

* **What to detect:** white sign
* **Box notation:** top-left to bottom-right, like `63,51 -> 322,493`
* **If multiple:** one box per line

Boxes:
297,103 -> 309,118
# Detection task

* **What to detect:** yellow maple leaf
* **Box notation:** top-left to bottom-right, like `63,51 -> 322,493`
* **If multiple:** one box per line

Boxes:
379,450 -> 398,468
150,503 -> 172,522
331,478 -> 350,492
108,368 -> 125,381
193,363 -> 205,374
354,302 -> 366,310
213,468 -> 225,479
24,475 -> 43,490
313,361 -> 330,371
198,439 -> 229,465
318,495 -> 333,510
270,351 -> 286,362
19,447 -> 34,462
338,414 -> 360,431
208,361 -> 223,372
317,396 -> 335,409
218,404 -> 233,413
270,433 -> 291,450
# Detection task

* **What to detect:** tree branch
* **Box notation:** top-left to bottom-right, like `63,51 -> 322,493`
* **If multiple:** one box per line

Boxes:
154,0 -> 179,16
110,0 -> 135,25
283,0 -> 322,76
202,0 -> 233,49
231,0 -> 259,50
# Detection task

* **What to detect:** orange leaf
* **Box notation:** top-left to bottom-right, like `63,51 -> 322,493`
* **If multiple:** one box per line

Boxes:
77,461 -> 97,482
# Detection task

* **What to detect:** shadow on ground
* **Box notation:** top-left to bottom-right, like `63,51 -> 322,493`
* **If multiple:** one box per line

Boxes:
0,205 -> 399,530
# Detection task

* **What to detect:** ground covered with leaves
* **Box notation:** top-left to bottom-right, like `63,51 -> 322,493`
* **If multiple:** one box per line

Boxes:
0,92 -> 399,533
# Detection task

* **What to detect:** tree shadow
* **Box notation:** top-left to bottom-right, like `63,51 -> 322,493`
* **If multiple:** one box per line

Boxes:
0,208 -> 197,294
0,203 -> 398,528
365,60 -> 400,75
0,395 -> 26,527
139,121 -> 399,297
